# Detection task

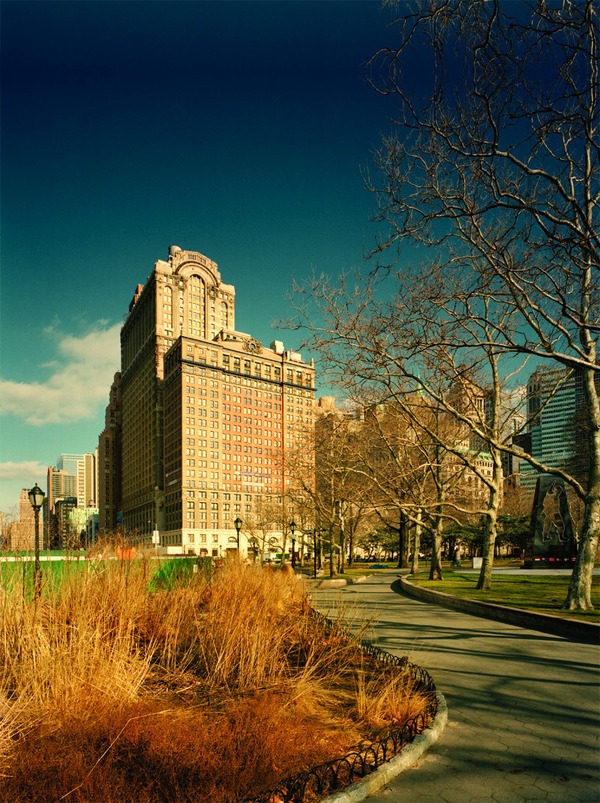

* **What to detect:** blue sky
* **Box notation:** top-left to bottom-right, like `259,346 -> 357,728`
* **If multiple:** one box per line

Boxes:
0,0 -> 403,513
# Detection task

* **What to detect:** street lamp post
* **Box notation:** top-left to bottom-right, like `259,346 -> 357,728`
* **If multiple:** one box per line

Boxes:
234,516 -> 242,557
290,520 -> 296,569
28,483 -> 45,598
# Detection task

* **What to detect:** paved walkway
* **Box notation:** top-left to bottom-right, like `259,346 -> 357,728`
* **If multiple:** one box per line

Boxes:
310,572 -> 600,803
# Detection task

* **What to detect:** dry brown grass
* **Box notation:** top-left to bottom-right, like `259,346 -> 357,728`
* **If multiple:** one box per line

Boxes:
0,559 -> 430,802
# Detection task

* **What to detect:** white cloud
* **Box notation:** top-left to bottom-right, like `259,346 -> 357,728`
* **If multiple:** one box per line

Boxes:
0,461 -> 48,515
0,324 -> 121,426
0,460 -> 47,482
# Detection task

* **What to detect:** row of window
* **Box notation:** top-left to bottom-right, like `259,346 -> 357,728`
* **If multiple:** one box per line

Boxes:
180,358 -> 313,388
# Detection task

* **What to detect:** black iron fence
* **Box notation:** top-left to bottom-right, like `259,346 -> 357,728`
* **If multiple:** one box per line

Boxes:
244,611 -> 438,803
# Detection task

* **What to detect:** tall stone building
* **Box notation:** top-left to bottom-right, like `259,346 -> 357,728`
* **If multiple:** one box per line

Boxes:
7,489 -> 35,550
119,246 -> 316,555
97,372 -> 122,532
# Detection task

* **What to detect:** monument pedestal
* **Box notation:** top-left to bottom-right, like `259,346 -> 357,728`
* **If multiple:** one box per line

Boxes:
523,474 -> 577,569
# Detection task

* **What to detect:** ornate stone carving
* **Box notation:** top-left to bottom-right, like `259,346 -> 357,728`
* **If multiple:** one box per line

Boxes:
243,338 -> 261,353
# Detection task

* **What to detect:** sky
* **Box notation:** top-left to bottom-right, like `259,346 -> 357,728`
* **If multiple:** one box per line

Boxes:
0,0 -> 404,514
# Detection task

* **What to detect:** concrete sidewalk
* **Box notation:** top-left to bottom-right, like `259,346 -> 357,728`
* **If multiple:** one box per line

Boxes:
310,572 -> 600,803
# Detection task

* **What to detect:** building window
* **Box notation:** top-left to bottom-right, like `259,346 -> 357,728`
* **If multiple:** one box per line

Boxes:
187,274 -> 206,337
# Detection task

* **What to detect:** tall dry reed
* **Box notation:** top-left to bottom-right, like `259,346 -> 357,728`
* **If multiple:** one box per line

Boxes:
0,559 -> 429,802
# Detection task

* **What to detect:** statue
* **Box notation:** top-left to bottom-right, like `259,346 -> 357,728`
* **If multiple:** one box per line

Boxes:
524,474 -> 577,568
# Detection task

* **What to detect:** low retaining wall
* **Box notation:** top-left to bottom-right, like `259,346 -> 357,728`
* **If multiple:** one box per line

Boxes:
396,577 -> 600,645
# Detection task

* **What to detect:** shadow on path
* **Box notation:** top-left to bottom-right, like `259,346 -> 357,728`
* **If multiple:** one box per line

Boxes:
310,573 -> 600,803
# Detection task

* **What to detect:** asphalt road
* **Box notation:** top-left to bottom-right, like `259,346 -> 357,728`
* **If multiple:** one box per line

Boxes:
309,571 -> 600,803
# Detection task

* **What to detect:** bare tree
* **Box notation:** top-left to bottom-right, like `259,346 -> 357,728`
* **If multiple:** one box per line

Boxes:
290,265 -> 533,589
242,495 -> 284,564
284,399 -> 371,574
355,390 -> 463,580
362,0 -> 599,609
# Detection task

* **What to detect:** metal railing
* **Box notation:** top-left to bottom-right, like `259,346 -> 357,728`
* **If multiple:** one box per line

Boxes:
244,611 -> 438,803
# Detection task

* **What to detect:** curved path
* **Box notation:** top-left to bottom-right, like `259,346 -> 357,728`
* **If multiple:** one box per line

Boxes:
310,571 -> 600,803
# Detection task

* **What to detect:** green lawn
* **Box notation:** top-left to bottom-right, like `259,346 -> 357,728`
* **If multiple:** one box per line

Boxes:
0,557 -> 89,594
406,570 -> 600,623
0,556 -> 205,598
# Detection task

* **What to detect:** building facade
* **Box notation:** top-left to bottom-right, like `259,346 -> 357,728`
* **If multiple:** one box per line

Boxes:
97,372 -> 122,533
119,246 -> 316,555
520,367 -> 577,490
6,489 -> 36,551
518,365 -> 599,490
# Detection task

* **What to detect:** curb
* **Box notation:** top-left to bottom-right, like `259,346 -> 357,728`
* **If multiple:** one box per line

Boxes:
395,577 -> 600,645
319,692 -> 448,803
317,576 -> 370,589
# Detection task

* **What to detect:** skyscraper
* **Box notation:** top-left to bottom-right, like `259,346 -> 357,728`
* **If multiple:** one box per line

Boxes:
54,453 -> 98,508
119,247 -> 315,555
519,366 -> 598,489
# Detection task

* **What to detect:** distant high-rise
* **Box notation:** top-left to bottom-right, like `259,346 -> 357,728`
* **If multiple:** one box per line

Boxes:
54,453 -> 98,508
520,366 -> 598,488
7,490 -> 35,550
45,467 -> 76,547
118,247 -> 316,555
46,452 -> 98,547
47,466 -> 77,508
528,368 -> 576,470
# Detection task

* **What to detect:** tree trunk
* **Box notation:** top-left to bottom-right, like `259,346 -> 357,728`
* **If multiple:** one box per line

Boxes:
397,510 -> 409,569
477,449 -> 503,591
410,511 -> 423,574
564,496 -> 599,610
477,508 -> 498,591
429,516 -> 444,580
328,529 -> 334,577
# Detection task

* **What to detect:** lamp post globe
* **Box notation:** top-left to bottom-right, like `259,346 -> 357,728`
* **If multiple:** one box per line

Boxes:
234,517 -> 243,555
28,483 -> 45,597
